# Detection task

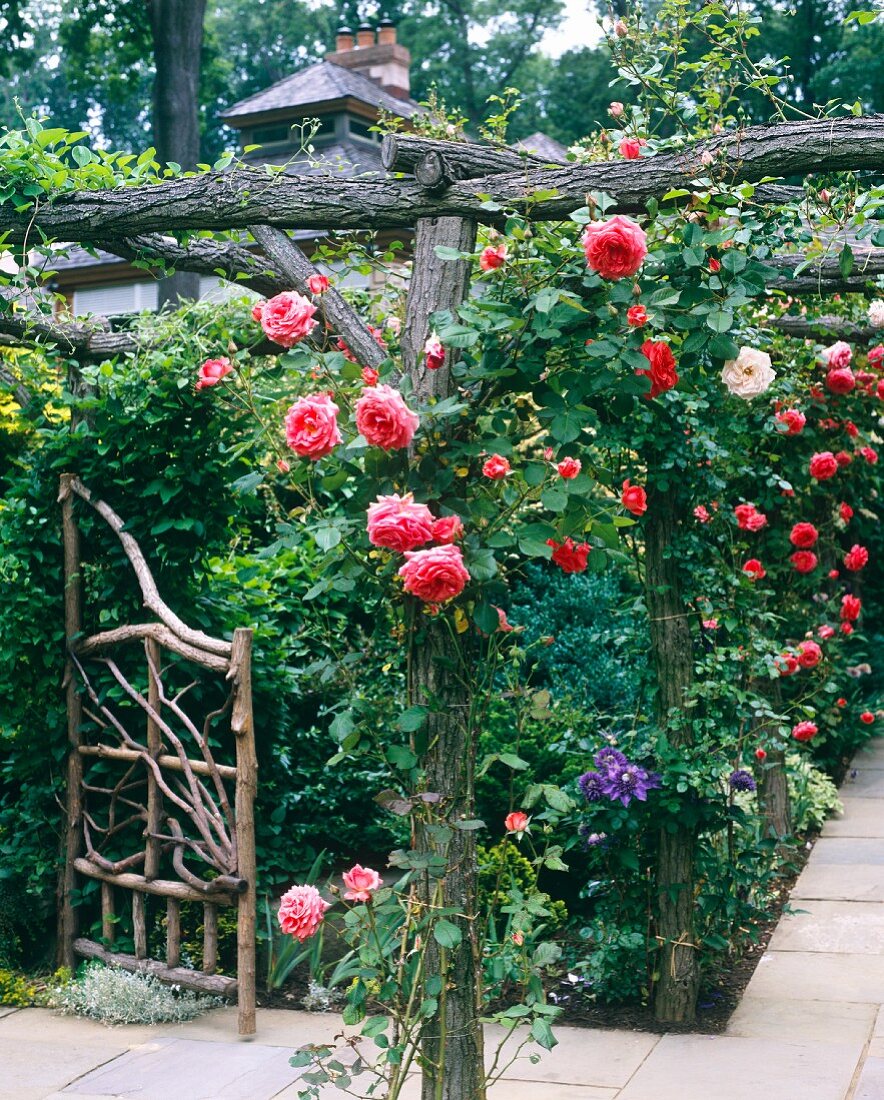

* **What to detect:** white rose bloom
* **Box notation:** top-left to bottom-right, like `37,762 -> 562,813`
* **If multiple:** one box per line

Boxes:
868,300 -> 884,328
721,347 -> 776,400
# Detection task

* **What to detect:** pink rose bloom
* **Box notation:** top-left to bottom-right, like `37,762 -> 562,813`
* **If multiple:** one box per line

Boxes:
861,446 -> 878,464
557,457 -> 581,479
619,137 -> 645,159
196,357 -> 233,391
366,493 -> 435,553
398,544 -> 470,603
826,367 -> 855,395
822,341 -> 852,369
792,720 -> 818,743
809,452 -> 838,480
496,607 -> 514,632
307,273 -> 330,294
277,884 -> 330,942
285,393 -> 342,460
775,408 -> 806,435
582,215 -> 647,280
841,622 -> 853,635
479,243 -> 507,271
817,625 -> 836,639
841,595 -> 862,622
734,503 -> 766,532
424,332 -> 445,371
609,101 -> 625,118
251,301 -> 264,322
844,544 -> 869,572
342,864 -> 383,902
835,450 -> 853,467
797,639 -> 823,668
260,291 -> 318,348
482,454 -> 511,480
694,505 -> 711,523
362,366 -> 379,386
355,384 -> 419,451
702,618 -> 719,630
505,811 -> 530,833
432,515 -> 465,543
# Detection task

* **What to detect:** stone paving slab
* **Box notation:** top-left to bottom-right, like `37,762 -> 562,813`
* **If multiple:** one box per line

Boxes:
0,1006 -> 18,1019
768,900 -> 884,954
745,950 -> 884,1004
725,996 -> 878,1044
822,799 -> 884,838
840,770 -> 884,798
617,1034 -> 864,1100
0,1037 -> 128,1100
60,1037 -> 300,1099
852,1056 -> 884,1100
809,838 -> 884,864
791,862 -> 884,901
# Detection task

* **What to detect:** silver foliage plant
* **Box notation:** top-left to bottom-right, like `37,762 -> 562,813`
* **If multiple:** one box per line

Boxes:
49,962 -> 221,1025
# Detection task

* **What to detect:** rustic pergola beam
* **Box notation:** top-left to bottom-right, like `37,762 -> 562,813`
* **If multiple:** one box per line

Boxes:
248,225 -> 387,369
0,116 -> 879,241
767,314 -> 881,341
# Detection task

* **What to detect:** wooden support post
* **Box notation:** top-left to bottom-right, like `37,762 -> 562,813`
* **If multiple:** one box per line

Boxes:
144,637 -> 163,880
203,903 -> 218,974
645,485 -> 701,1024
100,881 -> 115,946
132,891 -> 147,959
402,217 -> 485,1100
57,473 -> 84,970
230,627 -> 257,1036
166,898 -> 181,968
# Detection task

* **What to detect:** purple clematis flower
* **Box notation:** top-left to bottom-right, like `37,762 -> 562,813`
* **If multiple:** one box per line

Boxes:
578,770 -> 607,802
601,762 -> 661,807
593,746 -> 628,771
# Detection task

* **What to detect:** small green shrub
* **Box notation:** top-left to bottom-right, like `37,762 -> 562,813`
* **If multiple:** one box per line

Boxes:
787,753 -> 843,833
49,962 -> 221,1024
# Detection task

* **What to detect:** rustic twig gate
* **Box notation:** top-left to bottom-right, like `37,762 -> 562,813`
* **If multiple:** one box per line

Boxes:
58,473 -> 257,1034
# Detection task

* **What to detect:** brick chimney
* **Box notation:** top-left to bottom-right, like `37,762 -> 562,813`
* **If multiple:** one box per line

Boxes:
326,20 -> 411,101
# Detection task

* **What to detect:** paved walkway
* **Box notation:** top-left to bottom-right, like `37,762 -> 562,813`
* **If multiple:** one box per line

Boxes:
3,738 -> 882,1100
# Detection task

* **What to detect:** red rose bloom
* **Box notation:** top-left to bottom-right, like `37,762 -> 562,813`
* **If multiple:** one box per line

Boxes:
755,748 -> 767,761
844,544 -> 869,572
840,502 -> 853,523
619,137 -> 646,159
621,479 -> 648,516
797,639 -> 823,669
547,537 -> 590,574
792,720 -> 818,742
776,653 -> 799,676
789,522 -> 819,549
479,243 -> 507,271
837,698 -> 847,707
860,446 -> 878,464
844,420 -> 859,439
835,451 -> 853,467
860,712 -> 876,725
868,344 -> 884,366
809,452 -> 839,480
841,622 -> 854,635
637,340 -> 679,398
557,457 -> 582,479
840,595 -> 861,622
743,558 -> 766,581
826,367 -> 856,395
790,551 -> 818,574
627,304 -> 648,327
307,273 -> 330,294
361,366 -> 379,386
776,408 -> 806,435
694,505 -> 711,523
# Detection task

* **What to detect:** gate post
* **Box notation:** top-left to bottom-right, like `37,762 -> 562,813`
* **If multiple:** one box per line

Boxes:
231,627 -> 257,1035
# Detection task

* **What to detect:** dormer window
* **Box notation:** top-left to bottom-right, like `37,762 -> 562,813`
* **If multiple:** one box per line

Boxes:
348,117 -> 379,142
248,116 -> 337,149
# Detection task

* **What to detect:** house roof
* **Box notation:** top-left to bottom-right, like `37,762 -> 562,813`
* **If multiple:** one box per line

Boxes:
254,140 -> 386,176
221,60 -> 421,123
512,131 -> 568,162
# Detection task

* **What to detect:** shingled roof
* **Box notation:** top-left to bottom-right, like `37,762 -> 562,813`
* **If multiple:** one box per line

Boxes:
221,61 -> 421,123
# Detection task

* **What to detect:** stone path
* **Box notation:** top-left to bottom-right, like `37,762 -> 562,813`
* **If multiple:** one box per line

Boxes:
3,737 -> 882,1100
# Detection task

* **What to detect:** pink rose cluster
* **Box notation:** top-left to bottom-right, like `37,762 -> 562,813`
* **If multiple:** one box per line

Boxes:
366,492 -> 469,604
277,863 -> 385,941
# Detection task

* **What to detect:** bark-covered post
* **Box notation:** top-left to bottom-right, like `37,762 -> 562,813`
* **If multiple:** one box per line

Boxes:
230,627 -> 257,1036
754,680 -> 792,842
57,473 -> 84,969
148,0 -> 206,306
644,484 -> 701,1023
402,216 -> 484,1100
